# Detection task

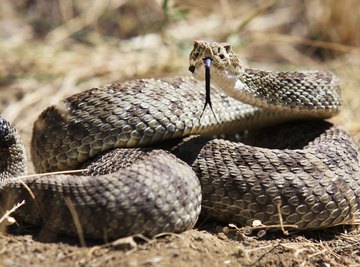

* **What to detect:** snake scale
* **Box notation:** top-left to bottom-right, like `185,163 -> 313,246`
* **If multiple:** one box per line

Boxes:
0,41 -> 359,241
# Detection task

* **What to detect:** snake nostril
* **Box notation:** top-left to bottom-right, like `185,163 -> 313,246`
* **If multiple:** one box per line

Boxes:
188,65 -> 195,73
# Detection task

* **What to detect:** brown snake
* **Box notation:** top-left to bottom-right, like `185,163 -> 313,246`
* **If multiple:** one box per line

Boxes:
0,41 -> 359,241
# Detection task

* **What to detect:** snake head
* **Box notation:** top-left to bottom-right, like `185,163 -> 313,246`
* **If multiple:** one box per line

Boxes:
188,41 -> 244,90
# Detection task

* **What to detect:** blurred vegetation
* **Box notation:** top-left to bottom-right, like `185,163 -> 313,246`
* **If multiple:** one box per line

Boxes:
0,0 -> 359,168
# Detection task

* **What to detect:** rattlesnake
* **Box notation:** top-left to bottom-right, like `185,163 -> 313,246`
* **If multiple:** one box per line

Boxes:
0,41 -> 359,241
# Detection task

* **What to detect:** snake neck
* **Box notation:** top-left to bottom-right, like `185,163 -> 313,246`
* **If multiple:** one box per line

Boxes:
216,67 -> 341,118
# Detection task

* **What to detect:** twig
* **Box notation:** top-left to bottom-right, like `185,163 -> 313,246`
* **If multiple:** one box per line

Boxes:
0,200 -> 25,225
46,0 -> 128,45
250,32 -> 359,53
18,180 -> 44,222
16,169 -> 88,180
276,202 -> 289,235
219,0 -> 278,41
227,221 -> 298,236
64,196 -> 86,247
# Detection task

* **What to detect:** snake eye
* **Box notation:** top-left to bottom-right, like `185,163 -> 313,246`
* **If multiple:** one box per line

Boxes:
224,44 -> 231,53
188,65 -> 195,73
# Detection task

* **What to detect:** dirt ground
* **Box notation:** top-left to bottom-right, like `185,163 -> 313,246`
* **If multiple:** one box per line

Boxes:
1,1 -> 360,266
1,225 -> 360,267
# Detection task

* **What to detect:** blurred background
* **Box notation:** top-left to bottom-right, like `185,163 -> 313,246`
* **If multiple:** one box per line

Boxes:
0,0 -> 359,171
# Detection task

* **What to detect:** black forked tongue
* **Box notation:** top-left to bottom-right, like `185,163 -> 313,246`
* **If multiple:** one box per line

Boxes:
200,58 -> 219,122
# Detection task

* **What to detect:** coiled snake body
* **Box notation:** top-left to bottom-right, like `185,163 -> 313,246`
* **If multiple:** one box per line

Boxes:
0,41 -> 359,241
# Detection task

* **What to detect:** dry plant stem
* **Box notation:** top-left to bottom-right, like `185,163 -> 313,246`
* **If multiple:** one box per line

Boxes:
153,232 -> 183,239
237,243 -> 278,265
280,243 -> 308,258
17,171 -> 90,221
242,224 -> 298,232
276,202 -> 289,235
0,200 -> 25,225
228,222 -> 298,234
307,242 -> 338,261
251,32 -> 359,53
17,180 -> 47,230
46,0 -> 128,44
64,196 -> 86,247
18,180 -> 36,200
16,169 -> 87,180
253,242 -> 281,265
2,170 -> 87,233
219,0 -> 278,41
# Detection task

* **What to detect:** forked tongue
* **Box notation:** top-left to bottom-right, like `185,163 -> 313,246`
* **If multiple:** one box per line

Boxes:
200,58 -> 219,122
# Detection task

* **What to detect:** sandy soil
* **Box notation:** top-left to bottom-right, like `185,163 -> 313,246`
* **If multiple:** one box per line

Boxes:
1,223 -> 360,266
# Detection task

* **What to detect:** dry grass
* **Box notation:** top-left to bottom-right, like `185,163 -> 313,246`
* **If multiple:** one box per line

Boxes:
0,0 -> 360,266
0,201 -> 25,226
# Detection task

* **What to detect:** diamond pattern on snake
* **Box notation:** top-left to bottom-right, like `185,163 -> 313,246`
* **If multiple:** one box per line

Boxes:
0,41 -> 359,241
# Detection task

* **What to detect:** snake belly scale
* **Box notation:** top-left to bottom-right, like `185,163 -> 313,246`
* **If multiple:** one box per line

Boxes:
0,41 -> 359,241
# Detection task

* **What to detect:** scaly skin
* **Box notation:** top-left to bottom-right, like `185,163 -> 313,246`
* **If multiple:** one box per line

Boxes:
0,41 -> 359,242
